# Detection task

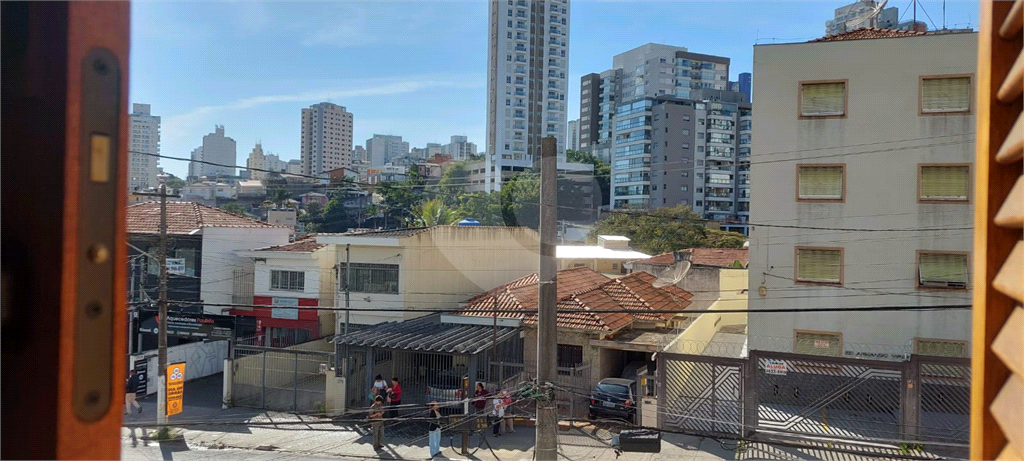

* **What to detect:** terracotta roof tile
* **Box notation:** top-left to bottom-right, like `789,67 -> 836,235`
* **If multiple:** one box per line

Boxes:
126,202 -> 285,235
251,236 -> 326,253
457,267 -> 693,332
688,248 -> 749,268
629,252 -> 676,267
810,27 -> 931,42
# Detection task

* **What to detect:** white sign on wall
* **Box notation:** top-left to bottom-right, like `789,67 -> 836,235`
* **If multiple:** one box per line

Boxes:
166,258 -> 185,275
271,308 -> 299,320
271,297 -> 299,307
765,359 -> 787,376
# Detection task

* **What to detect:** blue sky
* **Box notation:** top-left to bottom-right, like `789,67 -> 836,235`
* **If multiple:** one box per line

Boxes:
131,1 -> 979,178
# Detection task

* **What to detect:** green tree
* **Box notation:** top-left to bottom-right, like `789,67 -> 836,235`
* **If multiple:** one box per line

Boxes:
164,177 -> 187,189
437,162 -> 470,204
377,166 -> 427,228
411,198 -> 458,227
319,192 -> 358,232
303,201 -> 323,219
220,202 -> 247,216
703,229 -> 748,249
267,187 -> 291,208
567,149 -> 611,207
588,205 -> 709,254
455,192 -> 504,226
499,173 -> 540,229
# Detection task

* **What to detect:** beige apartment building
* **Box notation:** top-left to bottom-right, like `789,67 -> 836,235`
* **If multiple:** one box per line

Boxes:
316,225 -> 541,327
748,29 -> 977,359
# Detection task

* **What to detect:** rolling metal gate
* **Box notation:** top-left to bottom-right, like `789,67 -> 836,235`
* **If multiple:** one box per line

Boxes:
657,350 -> 971,445
232,344 -> 335,413
658,352 -> 745,436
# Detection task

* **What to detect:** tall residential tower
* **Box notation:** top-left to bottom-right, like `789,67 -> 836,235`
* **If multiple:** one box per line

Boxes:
129,103 -> 160,191
485,0 -> 570,191
301,102 -> 353,175
188,125 -> 236,178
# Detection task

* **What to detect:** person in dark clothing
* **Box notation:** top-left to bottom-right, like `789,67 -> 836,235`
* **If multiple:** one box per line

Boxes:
124,369 -> 142,415
473,382 -> 489,413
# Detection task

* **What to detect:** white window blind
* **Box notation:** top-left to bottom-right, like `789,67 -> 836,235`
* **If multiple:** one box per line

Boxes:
921,77 -> 971,113
796,248 -> 842,284
800,82 -> 845,116
794,331 -> 842,356
920,165 -> 970,200
919,253 -> 968,288
798,166 -> 843,199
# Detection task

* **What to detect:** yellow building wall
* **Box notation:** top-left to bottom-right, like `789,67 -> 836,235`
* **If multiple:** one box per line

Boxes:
664,268 -> 748,355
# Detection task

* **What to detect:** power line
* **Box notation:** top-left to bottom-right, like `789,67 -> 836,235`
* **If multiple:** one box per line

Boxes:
129,299 -> 970,315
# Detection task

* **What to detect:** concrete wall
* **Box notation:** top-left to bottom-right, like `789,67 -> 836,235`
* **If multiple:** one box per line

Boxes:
232,339 -> 333,391
748,33 -> 976,353
131,340 -> 229,396
325,227 -> 541,326
664,269 -> 748,354
201,226 -> 292,314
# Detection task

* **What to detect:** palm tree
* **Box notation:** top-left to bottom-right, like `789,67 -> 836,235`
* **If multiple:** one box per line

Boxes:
411,198 -> 457,227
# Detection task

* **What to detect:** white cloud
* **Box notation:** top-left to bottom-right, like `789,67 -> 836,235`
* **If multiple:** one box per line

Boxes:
161,76 -> 475,145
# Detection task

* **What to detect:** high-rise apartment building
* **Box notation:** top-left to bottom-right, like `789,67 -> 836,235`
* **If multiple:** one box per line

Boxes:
246,143 -> 267,180
825,0 -> 898,35
443,135 -> 478,161
567,119 -> 579,151
485,0 -> 570,192
301,102 -> 353,175
579,43 -> 731,210
649,90 -> 752,234
129,103 -> 160,192
366,134 -> 410,167
188,125 -> 236,178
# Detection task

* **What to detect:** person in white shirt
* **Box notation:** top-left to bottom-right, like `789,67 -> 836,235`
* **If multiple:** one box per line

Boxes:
491,391 -> 505,436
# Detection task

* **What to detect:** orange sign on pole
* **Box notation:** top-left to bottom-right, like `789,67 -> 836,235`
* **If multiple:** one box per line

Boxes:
166,362 -> 185,417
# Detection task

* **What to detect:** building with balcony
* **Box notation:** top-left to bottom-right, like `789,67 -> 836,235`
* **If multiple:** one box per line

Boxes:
578,44 -> 733,212
366,134 -> 410,167
485,0 -> 571,191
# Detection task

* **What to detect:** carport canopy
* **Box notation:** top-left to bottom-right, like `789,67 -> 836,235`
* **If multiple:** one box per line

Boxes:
332,315 -> 520,355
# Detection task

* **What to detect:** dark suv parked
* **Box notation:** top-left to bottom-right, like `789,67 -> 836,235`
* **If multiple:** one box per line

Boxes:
588,378 -> 637,424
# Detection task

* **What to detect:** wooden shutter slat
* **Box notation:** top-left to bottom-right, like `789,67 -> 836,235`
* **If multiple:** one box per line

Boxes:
995,176 -> 1024,228
999,0 -> 1024,39
990,373 -> 1024,458
997,51 -> 1024,103
992,306 -> 1024,377
996,444 -> 1022,461
995,115 -> 1023,164
994,241 -> 1024,303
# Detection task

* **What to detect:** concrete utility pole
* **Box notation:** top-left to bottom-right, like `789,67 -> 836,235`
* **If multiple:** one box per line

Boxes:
536,137 -> 558,461
344,244 -> 351,371
135,184 -> 179,425
156,184 -> 170,425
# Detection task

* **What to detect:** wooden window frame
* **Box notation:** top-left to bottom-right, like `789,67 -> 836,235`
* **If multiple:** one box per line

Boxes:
796,164 -> 846,202
793,329 -> 844,357
797,79 -> 848,120
794,246 -> 845,286
919,74 -> 974,116
916,250 -> 971,291
918,163 -> 972,203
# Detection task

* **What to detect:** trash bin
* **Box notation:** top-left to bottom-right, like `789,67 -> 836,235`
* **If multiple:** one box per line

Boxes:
619,429 -> 661,453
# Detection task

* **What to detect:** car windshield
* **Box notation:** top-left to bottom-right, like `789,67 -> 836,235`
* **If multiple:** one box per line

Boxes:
596,383 -> 629,398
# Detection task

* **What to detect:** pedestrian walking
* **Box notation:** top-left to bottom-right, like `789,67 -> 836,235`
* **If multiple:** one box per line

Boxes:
427,401 -> 442,459
501,390 -> 515,433
387,377 -> 402,419
491,392 -> 504,437
473,382 -> 489,413
124,369 -> 142,415
369,395 -> 385,450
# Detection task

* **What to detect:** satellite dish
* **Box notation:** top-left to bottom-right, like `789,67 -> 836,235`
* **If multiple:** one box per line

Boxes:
653,260 -> 690,288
